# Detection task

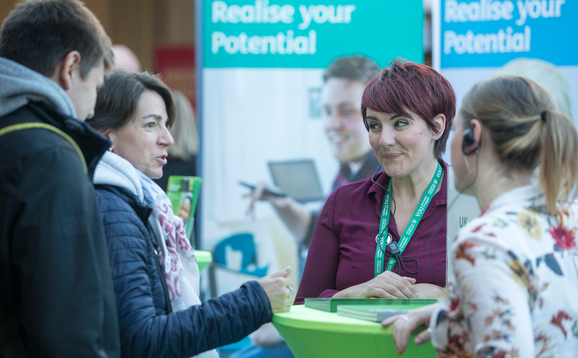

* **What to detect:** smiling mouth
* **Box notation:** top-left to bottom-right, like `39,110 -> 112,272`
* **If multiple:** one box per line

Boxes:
328,134 -> 347,144
383,153 -> 401,160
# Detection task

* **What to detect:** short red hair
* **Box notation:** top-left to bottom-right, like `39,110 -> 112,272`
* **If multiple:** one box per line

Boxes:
361,59 -> 456,159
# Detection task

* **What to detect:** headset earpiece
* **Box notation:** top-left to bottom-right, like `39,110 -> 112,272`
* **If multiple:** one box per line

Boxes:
462,128 -> 475,146
462,127 -> 478,155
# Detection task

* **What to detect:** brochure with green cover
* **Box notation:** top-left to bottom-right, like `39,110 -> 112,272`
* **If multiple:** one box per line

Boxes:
304,298 -> 437,313
166,176 -> 202,247
337,304 -> 418,322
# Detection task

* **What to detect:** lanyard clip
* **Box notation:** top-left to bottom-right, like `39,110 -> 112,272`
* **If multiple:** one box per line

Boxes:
386,241 -> 401,256
375,233 -> 393,245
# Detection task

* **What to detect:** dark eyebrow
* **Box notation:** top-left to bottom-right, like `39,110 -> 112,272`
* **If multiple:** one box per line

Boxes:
141,114 -> 163,121
391,114 -> 415,121
367,114 -> 403,122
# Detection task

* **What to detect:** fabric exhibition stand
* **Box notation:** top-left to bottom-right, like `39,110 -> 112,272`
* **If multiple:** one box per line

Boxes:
273,305 -> 436,358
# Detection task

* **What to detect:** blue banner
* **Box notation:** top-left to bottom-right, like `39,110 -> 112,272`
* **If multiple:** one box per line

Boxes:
440,0 -> 577,68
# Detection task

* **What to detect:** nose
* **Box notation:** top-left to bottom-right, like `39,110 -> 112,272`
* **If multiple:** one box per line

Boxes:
159,127 -> 174,147
327,111 -> 344,130
379,126 -> 395,146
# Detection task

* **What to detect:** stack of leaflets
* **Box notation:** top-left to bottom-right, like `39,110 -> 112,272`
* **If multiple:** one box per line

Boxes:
304,297 -> 437,313
337,304 -> 420,322
166,176 -> 202,248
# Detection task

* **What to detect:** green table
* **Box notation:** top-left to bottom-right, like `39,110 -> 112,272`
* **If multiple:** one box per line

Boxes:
273,305 -> 436,358
195,250 -> 212,272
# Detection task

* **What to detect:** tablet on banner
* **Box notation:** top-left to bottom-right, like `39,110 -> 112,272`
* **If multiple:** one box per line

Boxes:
268,159 -> 324,203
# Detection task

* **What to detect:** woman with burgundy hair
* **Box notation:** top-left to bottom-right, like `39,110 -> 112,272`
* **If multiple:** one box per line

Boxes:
295,59 -> 455,303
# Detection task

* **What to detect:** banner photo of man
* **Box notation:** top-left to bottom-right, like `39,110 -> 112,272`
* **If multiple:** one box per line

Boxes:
198,0 -> 425,293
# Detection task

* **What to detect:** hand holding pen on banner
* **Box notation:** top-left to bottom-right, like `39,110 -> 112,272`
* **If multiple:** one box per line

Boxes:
242,181 -> 291,215
241,181 -> 287,203
241,181 -> 313,242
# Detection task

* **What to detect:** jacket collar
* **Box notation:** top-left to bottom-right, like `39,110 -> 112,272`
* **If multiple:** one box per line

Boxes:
27,102 -> 111,179
0,57 -> 77,118
95,184 -> 152,224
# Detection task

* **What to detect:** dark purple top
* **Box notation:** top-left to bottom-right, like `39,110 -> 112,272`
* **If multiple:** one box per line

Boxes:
295,160 -> 448,304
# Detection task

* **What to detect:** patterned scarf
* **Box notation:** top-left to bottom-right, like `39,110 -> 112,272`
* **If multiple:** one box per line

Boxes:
96,152 -> 218,358
139,173 -> 201,312
141,176 -> 220,358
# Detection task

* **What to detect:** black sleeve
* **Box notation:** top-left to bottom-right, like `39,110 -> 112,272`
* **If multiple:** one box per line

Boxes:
12,145 -> 119,357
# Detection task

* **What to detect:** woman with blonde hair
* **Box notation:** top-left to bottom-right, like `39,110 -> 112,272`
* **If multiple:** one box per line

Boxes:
386,75 -> 578,357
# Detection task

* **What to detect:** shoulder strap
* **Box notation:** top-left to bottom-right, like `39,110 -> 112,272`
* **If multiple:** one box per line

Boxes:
0,123 -> 87,173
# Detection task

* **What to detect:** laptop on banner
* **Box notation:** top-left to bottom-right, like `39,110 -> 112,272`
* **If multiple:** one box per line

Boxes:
267,159 -> 324,203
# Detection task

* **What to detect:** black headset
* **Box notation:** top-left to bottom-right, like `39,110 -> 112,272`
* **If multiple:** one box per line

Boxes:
462,126 -> 479,155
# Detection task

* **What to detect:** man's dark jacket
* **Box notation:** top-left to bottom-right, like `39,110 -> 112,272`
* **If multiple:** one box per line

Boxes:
0,102 -> 120,357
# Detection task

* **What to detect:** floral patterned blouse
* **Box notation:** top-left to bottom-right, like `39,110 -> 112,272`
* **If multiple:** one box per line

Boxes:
430,183 -> 578,357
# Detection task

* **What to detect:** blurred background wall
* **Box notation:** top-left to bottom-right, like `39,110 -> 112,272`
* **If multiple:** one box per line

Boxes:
0,1 -> 434,74
0,0 -> 196,72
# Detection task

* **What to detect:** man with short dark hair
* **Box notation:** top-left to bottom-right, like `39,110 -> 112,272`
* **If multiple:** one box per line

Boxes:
247,55 -> 381,248
0,0 -> 120,356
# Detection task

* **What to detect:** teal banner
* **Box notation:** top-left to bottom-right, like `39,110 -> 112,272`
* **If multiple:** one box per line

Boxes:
202,0 -> 424,68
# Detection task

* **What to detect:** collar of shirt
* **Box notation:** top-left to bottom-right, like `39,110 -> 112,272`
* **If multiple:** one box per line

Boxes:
483,179 -> 542,216
367,159 -> 449,221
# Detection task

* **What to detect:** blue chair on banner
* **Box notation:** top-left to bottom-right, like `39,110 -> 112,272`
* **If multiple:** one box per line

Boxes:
209,232 -> 269,357
212,232 -> 269,277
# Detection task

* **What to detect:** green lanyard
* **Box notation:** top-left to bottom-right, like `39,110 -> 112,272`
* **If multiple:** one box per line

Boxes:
374,163 -> 443,277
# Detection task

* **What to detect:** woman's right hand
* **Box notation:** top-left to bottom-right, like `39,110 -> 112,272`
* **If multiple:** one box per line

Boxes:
333,271 -> 419,299
382,304 -> 438,355
258,266 -> 294,313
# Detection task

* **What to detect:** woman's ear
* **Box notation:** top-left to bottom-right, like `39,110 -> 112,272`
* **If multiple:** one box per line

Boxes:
461,118 -> 484,155
102,129 -> 115,151
469,119 -> 483,144
432,114 -> 446,140
102,129 -> 117,142
98,128 -> 109,139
